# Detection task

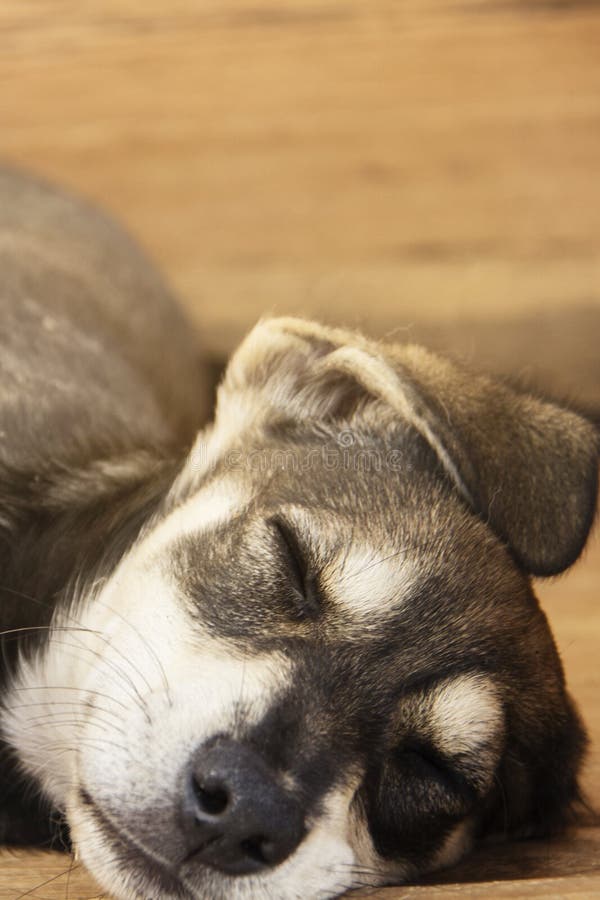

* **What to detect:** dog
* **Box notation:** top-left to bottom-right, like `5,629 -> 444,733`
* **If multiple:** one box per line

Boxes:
0,166 -> 598,900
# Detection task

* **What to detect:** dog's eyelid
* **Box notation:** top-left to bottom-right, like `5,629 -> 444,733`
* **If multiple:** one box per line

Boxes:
394,738 -> 475,801
268,515 -> 308,576
267,515 -> 322,619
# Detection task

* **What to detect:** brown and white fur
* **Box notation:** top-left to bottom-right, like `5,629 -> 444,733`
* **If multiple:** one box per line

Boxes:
0,166 -> 598,899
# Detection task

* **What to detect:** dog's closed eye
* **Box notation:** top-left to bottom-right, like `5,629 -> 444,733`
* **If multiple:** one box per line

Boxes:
268,516 -> 322,621
393,739 -> 476,806
362,730 -> 481,861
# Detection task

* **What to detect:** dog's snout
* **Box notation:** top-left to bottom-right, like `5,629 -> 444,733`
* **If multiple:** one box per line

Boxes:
183,737 -> 305,875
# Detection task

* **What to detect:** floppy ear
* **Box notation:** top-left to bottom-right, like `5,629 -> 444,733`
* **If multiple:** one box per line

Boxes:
216,318 -> 599,577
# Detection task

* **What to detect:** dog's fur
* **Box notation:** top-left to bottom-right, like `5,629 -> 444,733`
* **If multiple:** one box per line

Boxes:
0,167 -> 598,899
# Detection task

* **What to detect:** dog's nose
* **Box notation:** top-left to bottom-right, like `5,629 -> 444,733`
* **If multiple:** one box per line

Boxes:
182,737 -> 305,875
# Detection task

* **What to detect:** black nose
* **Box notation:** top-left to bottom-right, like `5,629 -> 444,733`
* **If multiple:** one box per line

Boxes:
182,737 -> 305,875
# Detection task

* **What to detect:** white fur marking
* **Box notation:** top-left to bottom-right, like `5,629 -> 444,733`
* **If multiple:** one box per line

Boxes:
145,476 -> 245,557
429,675 -> 503,759
431,819 -> 473,872
326,545 -> 416,625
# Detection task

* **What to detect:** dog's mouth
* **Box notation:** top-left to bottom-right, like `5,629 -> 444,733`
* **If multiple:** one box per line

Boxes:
78,787 -> 194,899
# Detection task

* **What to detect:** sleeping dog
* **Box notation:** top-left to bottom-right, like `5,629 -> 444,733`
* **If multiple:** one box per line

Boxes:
0,166 -> 598,900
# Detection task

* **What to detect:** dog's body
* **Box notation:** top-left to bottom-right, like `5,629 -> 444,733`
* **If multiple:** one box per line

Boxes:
0,166 -> 211,845
0,167 -> 598,899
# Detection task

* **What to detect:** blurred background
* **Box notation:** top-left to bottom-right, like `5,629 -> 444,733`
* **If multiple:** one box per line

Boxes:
1,0 -> 599,406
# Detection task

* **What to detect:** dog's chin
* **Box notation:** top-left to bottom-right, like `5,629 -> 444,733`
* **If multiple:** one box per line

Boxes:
68,791 -> 194,900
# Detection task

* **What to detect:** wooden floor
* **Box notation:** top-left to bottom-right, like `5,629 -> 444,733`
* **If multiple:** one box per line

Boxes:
1,1 -> 599,897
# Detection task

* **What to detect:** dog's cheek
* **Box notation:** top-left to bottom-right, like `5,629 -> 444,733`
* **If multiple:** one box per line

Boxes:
346,791 -> 416,888
429,818 -> 474,872
67,798 -> 144,900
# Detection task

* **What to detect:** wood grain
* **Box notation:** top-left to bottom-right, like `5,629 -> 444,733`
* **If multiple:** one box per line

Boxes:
1,1 -> 599,356
0,1 -> 599,897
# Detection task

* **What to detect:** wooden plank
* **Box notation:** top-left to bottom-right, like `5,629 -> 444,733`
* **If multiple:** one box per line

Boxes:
0,848 -> 101,900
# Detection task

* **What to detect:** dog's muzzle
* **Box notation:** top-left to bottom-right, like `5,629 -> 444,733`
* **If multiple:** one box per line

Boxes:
182,737 -> 306,875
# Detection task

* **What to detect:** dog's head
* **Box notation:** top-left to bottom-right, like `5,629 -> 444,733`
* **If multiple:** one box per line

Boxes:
8,319 -> 598,899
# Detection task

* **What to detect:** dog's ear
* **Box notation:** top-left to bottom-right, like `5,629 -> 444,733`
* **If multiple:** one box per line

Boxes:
216,318 -> 599,577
